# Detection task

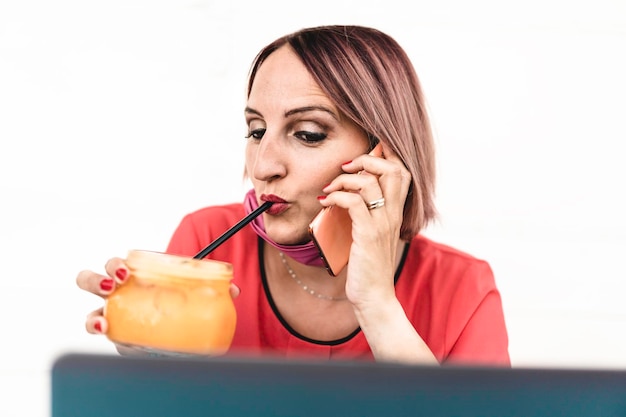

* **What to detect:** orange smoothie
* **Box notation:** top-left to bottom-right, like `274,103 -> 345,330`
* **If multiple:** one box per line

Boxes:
104,250 -> 236,355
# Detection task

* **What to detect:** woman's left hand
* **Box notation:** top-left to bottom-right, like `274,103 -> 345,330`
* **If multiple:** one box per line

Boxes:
319,142 -> 438,364
319,141 -> 411,307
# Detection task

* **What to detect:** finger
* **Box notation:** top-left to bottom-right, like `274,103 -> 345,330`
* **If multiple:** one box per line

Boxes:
321,175 -> 400,228
380,141 -> 402,164
323,170 -> 392,218
324,170 -> 383,202
76,269 -> 116,297
339,152 -> 388,175
85,307 -> 108,334
321,190 -> 380,221
229,282 -> 241,299
342,143 -> 408,187
375,143 -> 412,207
353,145 -> 411,214
104,257 -> 130,285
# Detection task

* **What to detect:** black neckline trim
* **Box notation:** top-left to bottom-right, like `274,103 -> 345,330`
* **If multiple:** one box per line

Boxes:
258,236 -> 410,346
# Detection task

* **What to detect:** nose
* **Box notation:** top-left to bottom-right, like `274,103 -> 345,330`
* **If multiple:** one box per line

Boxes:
251,133 -> 287,182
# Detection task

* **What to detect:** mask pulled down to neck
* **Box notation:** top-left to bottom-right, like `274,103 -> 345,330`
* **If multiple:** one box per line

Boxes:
243,189 -> 326,267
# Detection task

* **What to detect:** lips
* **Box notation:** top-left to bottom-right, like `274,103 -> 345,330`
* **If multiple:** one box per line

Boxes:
260,194 -> 289,215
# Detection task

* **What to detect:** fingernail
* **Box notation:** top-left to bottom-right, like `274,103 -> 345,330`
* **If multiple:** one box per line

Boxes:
94,321 -> 102,333
115,268 -> 128,282
317,195 -> 327,200
341,160 -> 352,166
100,278 -> 114,292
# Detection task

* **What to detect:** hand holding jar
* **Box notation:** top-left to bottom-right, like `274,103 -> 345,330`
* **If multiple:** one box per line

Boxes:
76,250 -> 238,356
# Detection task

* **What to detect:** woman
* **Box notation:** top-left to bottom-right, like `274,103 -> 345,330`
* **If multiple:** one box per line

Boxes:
76,25 -> 510,365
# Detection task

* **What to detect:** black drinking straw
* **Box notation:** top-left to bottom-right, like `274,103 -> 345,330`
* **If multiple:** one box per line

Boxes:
193,201 -> 274,259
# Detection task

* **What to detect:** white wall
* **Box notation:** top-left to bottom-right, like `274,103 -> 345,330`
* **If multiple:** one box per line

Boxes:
1,0 -> 625,415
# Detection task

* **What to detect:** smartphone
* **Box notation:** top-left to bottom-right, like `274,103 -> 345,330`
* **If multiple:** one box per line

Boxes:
308,143 -> 383,276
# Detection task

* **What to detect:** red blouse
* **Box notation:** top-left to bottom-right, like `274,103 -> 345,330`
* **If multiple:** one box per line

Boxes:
166,202 -> 510,366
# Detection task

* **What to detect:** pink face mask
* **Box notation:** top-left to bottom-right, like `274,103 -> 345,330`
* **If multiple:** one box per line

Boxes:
243,189 -> 326,267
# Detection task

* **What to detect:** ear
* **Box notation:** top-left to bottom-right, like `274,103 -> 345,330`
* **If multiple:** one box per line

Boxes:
366,133 -> 380,152
368,142 -> 383,157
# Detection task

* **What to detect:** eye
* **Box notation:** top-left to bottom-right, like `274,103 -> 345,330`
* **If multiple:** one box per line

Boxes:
245,128 -> 266,140
294,130 -> 327,144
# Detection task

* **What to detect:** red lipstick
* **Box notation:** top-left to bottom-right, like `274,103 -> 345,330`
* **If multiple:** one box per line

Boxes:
260,194 -> 289,215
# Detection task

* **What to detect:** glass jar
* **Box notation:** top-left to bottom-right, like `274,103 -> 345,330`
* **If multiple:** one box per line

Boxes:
104,250 -> 236,356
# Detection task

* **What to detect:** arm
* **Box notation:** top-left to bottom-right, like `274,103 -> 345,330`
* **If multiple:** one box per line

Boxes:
322,145 -> 438,364
354,296 -> 439,364
353,269 -> 509,366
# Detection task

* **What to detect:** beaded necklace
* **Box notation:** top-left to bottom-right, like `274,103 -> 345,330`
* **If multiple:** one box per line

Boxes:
278,252 -> 347,301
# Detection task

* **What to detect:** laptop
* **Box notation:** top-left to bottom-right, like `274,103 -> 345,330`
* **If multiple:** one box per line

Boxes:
51,352 -> 626,417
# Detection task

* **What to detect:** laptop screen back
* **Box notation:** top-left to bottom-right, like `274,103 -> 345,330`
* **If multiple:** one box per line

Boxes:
51,353 -> 626,417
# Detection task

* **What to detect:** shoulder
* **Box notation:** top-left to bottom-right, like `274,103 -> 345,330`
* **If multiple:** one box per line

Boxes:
166,202 -> 249,257
410,235 -> 489,263
401,235 -> 509,365
181,202 -> 246,228
402,234 -> 496,293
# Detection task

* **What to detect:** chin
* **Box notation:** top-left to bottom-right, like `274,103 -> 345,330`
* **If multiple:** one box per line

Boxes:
273,234 -> 312,246
265,226 -> 311,246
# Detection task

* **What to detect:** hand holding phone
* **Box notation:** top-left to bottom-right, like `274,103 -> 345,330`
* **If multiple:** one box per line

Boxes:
308,143 -> 383,276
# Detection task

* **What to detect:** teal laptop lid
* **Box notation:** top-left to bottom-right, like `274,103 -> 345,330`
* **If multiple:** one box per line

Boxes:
51,353 -> 626,417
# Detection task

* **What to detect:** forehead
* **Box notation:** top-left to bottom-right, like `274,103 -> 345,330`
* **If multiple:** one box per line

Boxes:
247,45 -> 334,112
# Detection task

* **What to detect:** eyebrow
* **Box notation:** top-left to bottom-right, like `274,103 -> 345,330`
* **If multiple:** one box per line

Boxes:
244,105 -> 339,121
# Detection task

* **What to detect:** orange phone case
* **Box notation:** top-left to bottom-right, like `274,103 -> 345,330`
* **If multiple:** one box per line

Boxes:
308,143 -> 383,276
309,204 -> 352,276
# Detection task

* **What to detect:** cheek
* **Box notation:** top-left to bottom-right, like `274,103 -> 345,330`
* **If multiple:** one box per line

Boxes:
298,157 -> 340,183
244,145 -> 256,174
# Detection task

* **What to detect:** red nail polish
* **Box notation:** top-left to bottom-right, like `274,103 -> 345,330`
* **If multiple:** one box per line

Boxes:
100,278 -> 114,292
94,321 -> 102,333
115,268 -> 128,282
317,195 -> 327,200
341,160 -> 352,165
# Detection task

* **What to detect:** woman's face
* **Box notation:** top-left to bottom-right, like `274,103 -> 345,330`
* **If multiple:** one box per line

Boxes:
245,45 -> 369,245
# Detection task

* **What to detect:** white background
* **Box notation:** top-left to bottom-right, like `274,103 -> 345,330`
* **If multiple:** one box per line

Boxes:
1,0 -> 626,415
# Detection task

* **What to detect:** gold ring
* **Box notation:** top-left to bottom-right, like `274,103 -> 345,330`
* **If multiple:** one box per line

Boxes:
366,198 -> 385,210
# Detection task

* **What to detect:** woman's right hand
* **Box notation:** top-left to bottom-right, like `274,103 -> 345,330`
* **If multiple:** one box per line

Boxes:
75,257 -> 129,336
75,256 -> 242,344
